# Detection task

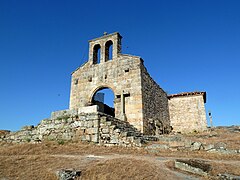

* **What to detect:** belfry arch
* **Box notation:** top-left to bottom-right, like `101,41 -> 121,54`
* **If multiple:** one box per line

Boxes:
105,40 -> 113,61
93,44 -> 101,64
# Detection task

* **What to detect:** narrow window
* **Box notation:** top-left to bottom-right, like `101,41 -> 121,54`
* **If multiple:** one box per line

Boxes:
93,44 -> 101,64
105,40 -> 113,61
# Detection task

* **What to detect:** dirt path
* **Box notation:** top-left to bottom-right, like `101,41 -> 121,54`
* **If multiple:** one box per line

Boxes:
1,153 -> 239,179
51,153 -> 240,166
51,154 -> 202,180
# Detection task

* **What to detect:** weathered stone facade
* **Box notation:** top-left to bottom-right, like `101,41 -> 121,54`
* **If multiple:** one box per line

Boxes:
141,65 -> 170,134
69,32 -> 170,134
168,92 -> 207,133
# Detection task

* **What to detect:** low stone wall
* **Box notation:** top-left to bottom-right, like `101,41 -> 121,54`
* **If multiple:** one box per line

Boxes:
0,109 -> 143,147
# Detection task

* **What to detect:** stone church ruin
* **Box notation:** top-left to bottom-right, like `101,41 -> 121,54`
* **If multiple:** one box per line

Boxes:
69,32 -> 207,134
70,32 -> 171,134
0,32 -> 207,145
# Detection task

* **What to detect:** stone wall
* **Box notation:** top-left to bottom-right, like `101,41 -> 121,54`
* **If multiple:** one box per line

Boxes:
69,53 -> 144,131
0,109 -> 143,147
140,64 -> 170,134
168,92 -> 207,133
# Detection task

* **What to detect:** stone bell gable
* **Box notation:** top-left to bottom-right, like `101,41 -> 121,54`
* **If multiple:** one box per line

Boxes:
69,32 -> 170,134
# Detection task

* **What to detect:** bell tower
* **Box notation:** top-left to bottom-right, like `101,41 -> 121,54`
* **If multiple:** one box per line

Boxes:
88,32 -> 122,64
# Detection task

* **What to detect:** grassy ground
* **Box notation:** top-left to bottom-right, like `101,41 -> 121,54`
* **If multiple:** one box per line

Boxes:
184,126 -> 240,149
0,127 -> 239,179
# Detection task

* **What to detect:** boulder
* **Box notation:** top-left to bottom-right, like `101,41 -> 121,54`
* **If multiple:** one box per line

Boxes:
145,143 -> 169,150
214,142 -> 227,150
56,169 -> 81,180
175,159 -> 211,176
204,144 -> 214,151
191,142 -> 203,151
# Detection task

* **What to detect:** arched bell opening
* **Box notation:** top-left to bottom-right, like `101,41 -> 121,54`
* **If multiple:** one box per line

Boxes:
105,40 -> 113,61
93,44 -> 101,64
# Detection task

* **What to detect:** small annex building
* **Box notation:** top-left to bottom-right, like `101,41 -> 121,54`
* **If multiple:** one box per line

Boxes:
69,32 -> 207,134
168,92 -> 207,133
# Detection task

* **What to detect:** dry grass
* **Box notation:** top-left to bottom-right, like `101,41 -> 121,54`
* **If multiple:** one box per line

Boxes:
0,155 -> 58,180
1,141 -> 239,161
0,141 -> 147,156
0,142 -> 150,180
0,127 -> 239,179
1,141 -> 239,179
185,126 -> 240,149
209,161 -> 240,177
81,158 -> 171,180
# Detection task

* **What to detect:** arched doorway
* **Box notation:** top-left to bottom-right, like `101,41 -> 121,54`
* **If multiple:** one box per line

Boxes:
91,87 -> 115,117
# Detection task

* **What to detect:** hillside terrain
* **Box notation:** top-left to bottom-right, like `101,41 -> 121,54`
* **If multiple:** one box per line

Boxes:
0,126 -> 239,179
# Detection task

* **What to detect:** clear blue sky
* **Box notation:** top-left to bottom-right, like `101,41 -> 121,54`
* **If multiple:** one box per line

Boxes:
0,0 -> 239,131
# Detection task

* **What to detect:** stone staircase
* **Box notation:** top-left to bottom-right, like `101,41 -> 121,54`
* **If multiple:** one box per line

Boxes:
0,110 -> 146,147
97,113 -> 144,147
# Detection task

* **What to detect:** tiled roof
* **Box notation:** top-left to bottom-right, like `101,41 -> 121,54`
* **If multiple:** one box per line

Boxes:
168,91 -> 206,103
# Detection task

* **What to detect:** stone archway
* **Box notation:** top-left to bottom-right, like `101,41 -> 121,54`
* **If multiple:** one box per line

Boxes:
90,86 -> 116,117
